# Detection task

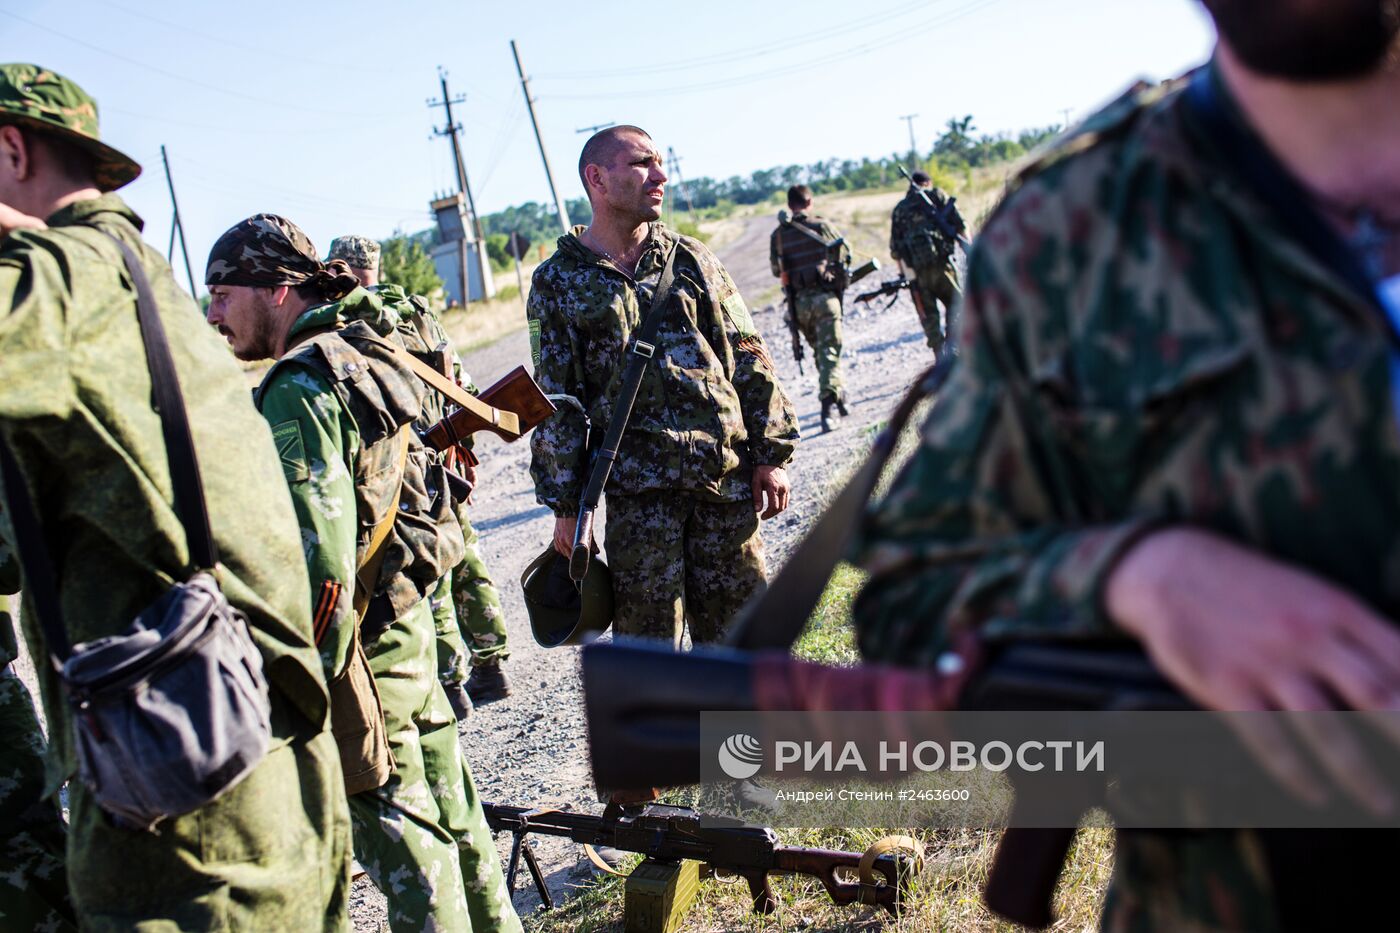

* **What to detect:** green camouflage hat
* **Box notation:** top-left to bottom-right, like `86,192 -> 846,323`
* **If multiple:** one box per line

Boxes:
0,63 -> 141,191
326,235 -> 380,270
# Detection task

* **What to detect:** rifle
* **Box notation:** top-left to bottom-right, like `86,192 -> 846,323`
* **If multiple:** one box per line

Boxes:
854,275 -> 913,312
482,800 -> 920,916
897,164 -> 971,253
420,365 -> 556,450
581,638 -> 1192,930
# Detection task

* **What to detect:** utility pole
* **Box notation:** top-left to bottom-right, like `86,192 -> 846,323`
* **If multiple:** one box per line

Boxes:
511,39 -> 571,234
428,68 -> 491,303
1060,107 -> 1073,131
666,147 -> 693,216
575,121 -> 615,135
159,145 -> 198,300
899,114 -> 919,169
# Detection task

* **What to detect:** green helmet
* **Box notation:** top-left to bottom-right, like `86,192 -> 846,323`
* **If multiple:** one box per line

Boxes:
521,545 -> 613,648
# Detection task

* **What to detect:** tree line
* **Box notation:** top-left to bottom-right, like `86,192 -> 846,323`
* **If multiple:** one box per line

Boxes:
381,117 -> 1062,295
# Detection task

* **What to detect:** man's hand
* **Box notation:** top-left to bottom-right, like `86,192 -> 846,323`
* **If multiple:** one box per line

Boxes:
1106,527 -> 1400,813
752,465 -> 790,520
554,514 -> 579,556
0,203 -> 44,237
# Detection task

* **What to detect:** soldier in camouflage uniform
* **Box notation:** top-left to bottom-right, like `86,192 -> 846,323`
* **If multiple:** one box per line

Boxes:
770,185 -> 851,432
206,217 -> 520,933
0,598 -> 75,932
0,64 -> 351,930
887,170 -> 964,356
854,3 -> 1400,928
531,125 -> 799,646
328,235 -> 513,708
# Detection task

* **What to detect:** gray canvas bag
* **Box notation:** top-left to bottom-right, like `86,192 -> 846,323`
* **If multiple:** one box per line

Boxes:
0,234 -> 270,831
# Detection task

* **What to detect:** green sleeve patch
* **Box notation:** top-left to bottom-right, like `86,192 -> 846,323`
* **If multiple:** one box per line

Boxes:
528,318 -> 542,369
271,420 -> 309,484
720,292 -> 756,338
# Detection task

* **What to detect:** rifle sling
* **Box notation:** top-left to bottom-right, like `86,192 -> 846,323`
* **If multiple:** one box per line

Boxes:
575,239 -> 681,517
725,356 -> 955,650
359,333 -> 523,439
0,233 -> 218,664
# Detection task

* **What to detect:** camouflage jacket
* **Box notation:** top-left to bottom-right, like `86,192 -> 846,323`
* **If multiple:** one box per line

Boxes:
769,212 -> 850,295
0,195 -> 326,792
889,186 -> 963,269
528,223 -> 799,515
361,283 -> 477,432
255,290 -> 465,678
853,68 -> 1400,930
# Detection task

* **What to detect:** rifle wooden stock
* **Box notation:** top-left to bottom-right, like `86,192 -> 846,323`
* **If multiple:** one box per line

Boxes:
422,366 -> 555,448
568,510 -> 595,582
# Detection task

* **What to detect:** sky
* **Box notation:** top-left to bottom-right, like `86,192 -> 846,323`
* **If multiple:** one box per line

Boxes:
4,0 -> 1216,294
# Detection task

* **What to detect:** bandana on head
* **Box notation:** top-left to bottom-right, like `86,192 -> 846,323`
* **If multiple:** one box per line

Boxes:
205,213 -> 324,288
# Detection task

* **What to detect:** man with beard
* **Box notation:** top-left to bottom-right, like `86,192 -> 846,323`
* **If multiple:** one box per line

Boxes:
205,217 -> 519,933
853,1 -> 1400,929
529,125 -> 799,647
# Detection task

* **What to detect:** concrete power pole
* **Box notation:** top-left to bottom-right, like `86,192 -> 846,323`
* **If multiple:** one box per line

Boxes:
429,68 -> 491,302
511,40 -> 571,234
666,147 -> 694,216
900,114 -> 919,169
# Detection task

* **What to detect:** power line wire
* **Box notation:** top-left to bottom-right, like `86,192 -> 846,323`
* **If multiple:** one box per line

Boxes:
544,0 -> 1003,101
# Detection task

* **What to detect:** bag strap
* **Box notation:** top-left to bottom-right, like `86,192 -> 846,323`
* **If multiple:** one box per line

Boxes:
575,239 -> 681,518
357,332 -> 523,439
724,357 -> 956,650
0,441 -> 70,662
352,427 -> 410,620
0,231 -> 217,664
784,216 -> 838,249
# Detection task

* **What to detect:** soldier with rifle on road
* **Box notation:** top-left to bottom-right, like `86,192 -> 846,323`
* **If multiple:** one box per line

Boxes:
205,216 -> 521,933
528,124 -> 799,650
888,168 -> 965,357
770,185 -> 851,433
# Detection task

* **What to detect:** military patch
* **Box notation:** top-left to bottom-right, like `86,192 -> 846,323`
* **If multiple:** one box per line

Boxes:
720,292 -> 756,338
270,420 -> 309,483
529,318 -> 542,368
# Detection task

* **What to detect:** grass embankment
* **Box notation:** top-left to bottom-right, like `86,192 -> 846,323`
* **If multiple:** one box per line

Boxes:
526,433 -> 1113,932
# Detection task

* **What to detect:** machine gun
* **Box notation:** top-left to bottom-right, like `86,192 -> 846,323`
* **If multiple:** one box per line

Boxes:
483,800 -> 921,918
854,274 -> 914,311
581,638 -> 1198,930
897,164 -> 971,253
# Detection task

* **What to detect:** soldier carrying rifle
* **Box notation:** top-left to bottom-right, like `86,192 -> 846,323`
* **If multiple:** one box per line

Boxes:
888,169 -> 965,357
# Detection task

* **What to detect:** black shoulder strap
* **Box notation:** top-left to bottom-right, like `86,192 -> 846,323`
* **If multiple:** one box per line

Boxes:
573,239 -> 680,521
725,357 -> 956,649
0,231 -> 218,663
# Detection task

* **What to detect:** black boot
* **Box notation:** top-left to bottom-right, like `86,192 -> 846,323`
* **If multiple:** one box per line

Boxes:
836,391 -> 849,417
820,397 -> 833,434
466,660 -> 512,705
444,682 -> 474,722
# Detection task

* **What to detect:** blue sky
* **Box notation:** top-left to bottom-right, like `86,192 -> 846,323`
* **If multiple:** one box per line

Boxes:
4,0 -> 1215,292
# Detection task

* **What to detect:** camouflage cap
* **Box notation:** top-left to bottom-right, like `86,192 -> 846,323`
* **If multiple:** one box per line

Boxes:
326,235 -> 380,270
0,63 -> 141,191
205,214 -> 323,288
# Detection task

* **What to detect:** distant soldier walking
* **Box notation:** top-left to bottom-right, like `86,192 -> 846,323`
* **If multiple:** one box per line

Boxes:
206,217 -> 520,933
888,170 -> 965,355
0,64 -> 350,930
529,125 -> 799,647
770,185 -> 851,432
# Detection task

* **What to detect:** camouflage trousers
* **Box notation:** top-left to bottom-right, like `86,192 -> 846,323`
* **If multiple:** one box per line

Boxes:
66,698 -> 352,931
353,598 -> 520,933
604,491 -> 767,647
0,666 -> 75,933
910,261 -> 959,354
793,288 -> 844,402
435,513 -> 509,686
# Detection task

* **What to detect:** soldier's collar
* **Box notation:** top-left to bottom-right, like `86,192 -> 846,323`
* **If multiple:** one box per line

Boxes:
46,192 -> 143,231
